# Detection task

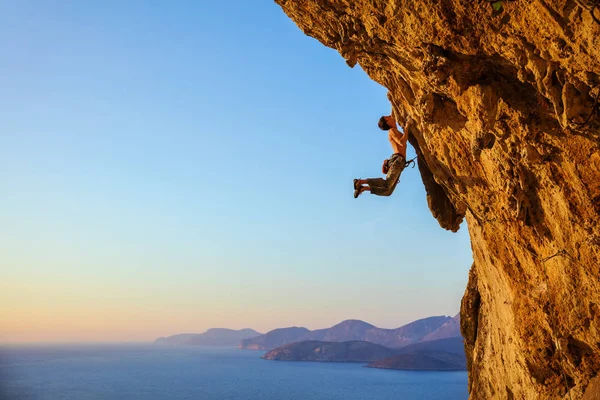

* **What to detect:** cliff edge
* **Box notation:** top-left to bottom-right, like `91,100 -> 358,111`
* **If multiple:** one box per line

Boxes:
274,1 -> 600,398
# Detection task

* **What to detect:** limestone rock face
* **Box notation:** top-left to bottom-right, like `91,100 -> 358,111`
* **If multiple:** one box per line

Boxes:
274,1 -> 600,398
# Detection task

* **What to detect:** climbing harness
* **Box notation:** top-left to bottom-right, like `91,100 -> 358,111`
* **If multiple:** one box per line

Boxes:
383,155 -> 416,174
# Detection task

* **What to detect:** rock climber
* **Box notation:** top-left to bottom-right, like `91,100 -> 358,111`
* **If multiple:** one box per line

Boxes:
353,113 -> 411,198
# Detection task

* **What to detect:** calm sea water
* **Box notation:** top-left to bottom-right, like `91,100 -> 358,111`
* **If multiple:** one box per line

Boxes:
0,344 -> 468,400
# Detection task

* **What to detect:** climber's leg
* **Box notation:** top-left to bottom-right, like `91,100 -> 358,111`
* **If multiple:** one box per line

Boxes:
366,155 -> 405,197
354,179 -> 370,188
365,178 -> 394,196
364,177 -> 385,191
354,178 -> 375,198
354,154 -> 405,198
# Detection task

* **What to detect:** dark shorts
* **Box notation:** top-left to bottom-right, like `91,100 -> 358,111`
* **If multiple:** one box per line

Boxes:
366,153 -> 406,196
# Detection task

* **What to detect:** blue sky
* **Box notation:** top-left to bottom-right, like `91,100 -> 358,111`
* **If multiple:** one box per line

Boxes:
0,1 -> 472,342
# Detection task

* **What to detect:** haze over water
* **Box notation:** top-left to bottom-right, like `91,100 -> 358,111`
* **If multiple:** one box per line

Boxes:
1,344 -> 468,400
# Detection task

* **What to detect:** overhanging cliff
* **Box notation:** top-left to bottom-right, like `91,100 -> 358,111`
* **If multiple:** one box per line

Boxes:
274,1 -> 600,398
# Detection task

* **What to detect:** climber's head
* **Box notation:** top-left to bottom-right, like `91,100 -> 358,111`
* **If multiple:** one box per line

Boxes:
378,116 -> 393,131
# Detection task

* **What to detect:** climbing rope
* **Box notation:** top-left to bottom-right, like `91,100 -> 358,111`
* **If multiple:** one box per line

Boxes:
431,175 -> 489,223
540,249 -> 574,263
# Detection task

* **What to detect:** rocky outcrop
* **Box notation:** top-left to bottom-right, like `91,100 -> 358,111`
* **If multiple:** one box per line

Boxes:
274,1 -> 600,398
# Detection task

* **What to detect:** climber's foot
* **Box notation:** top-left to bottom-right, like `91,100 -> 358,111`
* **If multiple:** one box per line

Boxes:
354,187 -> 362,199
353,179 -> 360,191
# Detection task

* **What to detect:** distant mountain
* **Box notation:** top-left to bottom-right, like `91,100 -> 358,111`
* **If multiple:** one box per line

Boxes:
302,320 -> 376,342
155,328 -> 261,346
367,337 -> 466,371
262,340 -> 398,362
239,327 -> 310,350
421,314 -> 461,342
239,316 -> 459,350
380,316 -> 456,348
155,333 -> 198,345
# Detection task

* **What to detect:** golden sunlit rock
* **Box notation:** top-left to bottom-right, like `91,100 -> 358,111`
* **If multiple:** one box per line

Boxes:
275,1 -> 600,398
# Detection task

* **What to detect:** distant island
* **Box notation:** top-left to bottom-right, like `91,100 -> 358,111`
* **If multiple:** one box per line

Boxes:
239,315 -> 460,350
155,328 -> 261,346
262,340 -> 399,362
154,315 -> 465,371
263,337 -> 465,371
366,337 -> 466,371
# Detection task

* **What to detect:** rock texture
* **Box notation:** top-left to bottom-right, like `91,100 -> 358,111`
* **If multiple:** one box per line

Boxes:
274,1 -> 600,398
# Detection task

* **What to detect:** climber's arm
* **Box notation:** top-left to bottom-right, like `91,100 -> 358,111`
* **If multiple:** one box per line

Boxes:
401,118 -> 414,145
388,118 -> 411,155
388,130 -> 403,149
388,115 -> 404,144
390,126 -> 402,141
400,128 -> 409,146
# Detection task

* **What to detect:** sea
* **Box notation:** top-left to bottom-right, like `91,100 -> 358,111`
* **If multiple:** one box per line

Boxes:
0,344 -> 468,400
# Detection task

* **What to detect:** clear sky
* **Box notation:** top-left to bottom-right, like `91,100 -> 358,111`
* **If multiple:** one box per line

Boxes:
1,1 -> 473,343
